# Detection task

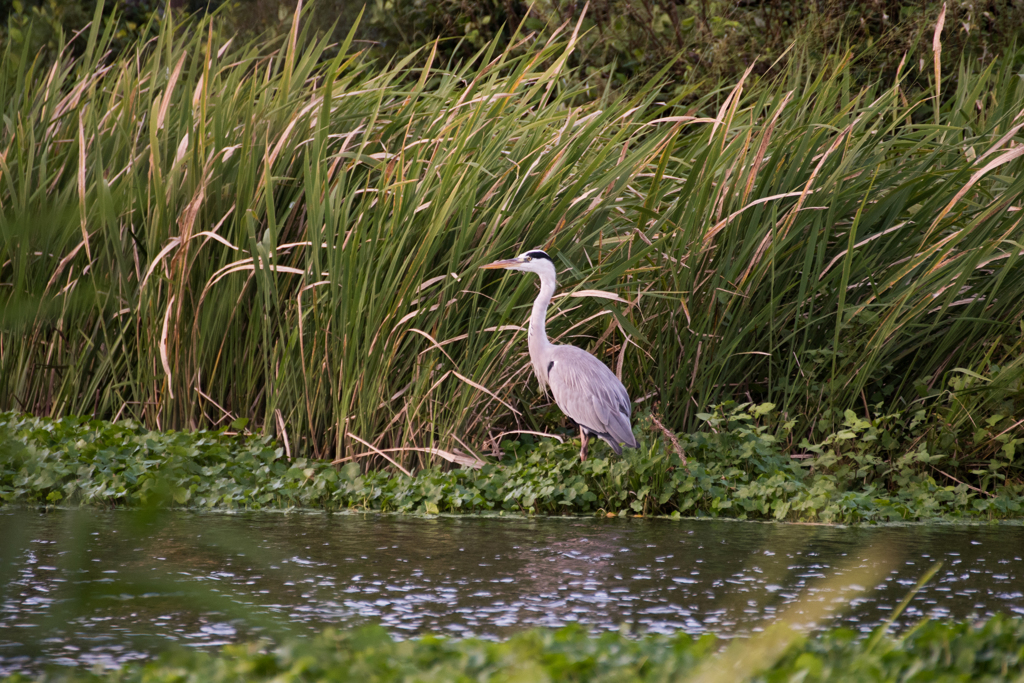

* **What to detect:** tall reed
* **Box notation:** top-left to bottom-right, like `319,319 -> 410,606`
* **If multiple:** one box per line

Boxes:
646,52 -> 1024,436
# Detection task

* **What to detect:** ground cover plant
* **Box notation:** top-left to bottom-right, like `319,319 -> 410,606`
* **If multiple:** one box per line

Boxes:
3,407 -> 1021,522
1,2 -> 1022,487
1,616 -> 1022,682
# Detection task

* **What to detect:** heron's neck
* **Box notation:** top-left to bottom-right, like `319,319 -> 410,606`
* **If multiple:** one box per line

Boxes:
528,269 -> 556,360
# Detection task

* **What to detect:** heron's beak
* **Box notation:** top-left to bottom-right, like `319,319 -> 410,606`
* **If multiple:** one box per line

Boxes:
479,258 -> 521,270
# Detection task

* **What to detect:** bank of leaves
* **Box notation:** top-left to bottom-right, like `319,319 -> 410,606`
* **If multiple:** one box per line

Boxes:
2,616 -> 1023,682
2,407 -> 1021,523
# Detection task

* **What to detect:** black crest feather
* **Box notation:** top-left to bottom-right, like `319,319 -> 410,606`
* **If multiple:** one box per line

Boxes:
525,250 -> 552,262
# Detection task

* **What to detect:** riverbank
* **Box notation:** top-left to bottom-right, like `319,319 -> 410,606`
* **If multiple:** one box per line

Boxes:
2,410 -> 1020,523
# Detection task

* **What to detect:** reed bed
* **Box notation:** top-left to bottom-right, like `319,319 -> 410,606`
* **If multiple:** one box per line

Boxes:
2,5 -> 1022,472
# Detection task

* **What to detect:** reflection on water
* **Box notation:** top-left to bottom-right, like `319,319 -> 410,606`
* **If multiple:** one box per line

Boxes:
0,509 -> 1022,674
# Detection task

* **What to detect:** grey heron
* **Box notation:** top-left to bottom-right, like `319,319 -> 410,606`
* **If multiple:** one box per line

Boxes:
481,249 -> 638,461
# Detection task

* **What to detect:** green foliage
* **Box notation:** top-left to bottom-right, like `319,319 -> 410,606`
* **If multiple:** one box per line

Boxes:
2,406 -> 1021,522
6,0 -> 1024,105
361,0 -> 1024,100
2,616 -> 1022,682
0,412 -> 336,508
0,0 -> 167,75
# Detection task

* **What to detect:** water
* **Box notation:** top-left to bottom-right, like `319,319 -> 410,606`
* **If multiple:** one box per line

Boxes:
1,508 -> 1022,674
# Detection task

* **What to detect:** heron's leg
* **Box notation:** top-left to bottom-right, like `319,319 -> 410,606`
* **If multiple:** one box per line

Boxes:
579,426 -> 589,462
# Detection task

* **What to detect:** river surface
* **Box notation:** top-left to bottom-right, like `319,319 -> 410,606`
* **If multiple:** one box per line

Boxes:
1,509 -> 1022,674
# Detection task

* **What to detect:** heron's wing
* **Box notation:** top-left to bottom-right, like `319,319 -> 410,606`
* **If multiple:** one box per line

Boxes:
546,345 -> 637,449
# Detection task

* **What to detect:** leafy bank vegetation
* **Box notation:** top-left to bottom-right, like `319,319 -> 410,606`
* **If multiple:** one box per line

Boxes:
0,5 -> 1022,485
3,407 -> 1021,522
3,617 -> 1023,682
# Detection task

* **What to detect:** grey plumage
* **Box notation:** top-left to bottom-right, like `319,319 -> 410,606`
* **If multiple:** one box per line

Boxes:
480,249 -> 638,460
546,345 -> 636,455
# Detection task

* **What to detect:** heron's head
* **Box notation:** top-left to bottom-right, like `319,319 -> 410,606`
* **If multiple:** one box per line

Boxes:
480,250 -> 555,276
